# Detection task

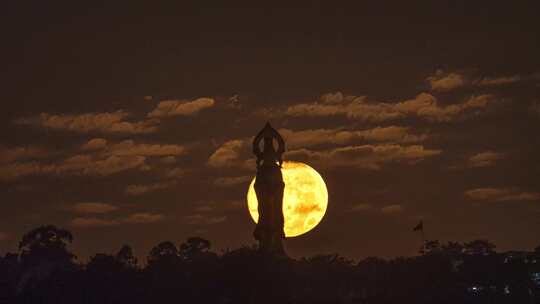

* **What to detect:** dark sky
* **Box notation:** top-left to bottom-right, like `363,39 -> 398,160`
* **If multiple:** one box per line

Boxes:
1,1 -> 539,262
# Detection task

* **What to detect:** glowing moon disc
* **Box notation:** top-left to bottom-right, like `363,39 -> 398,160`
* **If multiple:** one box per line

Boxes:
247,161 -> 328,237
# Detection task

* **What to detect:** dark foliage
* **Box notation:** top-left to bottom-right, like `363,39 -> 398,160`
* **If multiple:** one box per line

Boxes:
1,226 -> 539,303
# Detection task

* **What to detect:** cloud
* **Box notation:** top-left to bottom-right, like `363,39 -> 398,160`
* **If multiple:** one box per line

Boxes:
465,188 -> 540,202
468,151 -> 504,168
0,154 -> 146,181
110,140 -> 185,157
1,139 -> 185,181
16,111 -> 157,134
70,202 -> 118,214
70,212 -> 164,228
381,204 -> 403,214
286,144 -> 441,170
475,75 -> 521,86
122,212 -> 164,224
125,182 -> 175,196
207,139 -> 246,168
0,146 -> 50,163
349,203 -> 372,212
70,217 -> 119,228
426,70 -> 521,90
164,168 -> 185,178
81,138 -> 107,151
426,70 -> 466,91
213,175 -> 252,187
61,155 -> 146,176
147,97 -> 215,118
184,214 -> 227,225
195,205 -> 214,212
286,92 -> 493,122
279,126 -> 427,149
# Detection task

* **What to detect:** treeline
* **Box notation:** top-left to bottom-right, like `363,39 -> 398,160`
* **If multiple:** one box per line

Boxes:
1,225 -> 539,304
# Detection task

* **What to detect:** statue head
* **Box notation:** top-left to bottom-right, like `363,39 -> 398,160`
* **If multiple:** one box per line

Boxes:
253,122 -> 285,164
262,122 -> 277,153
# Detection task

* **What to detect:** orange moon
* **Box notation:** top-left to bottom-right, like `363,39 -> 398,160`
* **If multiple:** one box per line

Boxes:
246,161 -> 328,237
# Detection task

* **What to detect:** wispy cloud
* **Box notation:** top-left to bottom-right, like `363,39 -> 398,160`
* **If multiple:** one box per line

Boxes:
349,203 -> 372,212
70,202 -> 118,214
467,151 -> 504,168
381,204 -> 403,214
147,97 -> 215,118
475,75 -> 521,86
280,126 -> 428,149
0,146 -> 50,163
465,187 -> 540,202
184,214 -> 227,225
109,140 -> 185,157
207,140 -> 246,168
16,111 -> 158,134
125,182 -> 175,196
81,138 -> 107,151
427,70 -> 521,91
213,175 -> 252,187
286,92 -> 493,122
70,212 -> 165,228
427,70 -> 466,91
286,144 -> 441,170
0,154 -> 146,181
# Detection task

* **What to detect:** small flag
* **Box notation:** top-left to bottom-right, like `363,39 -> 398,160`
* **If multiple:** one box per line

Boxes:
413,220 -> 423,232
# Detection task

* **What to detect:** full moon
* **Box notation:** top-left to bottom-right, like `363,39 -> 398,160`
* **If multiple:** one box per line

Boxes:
247,161 -> 328,237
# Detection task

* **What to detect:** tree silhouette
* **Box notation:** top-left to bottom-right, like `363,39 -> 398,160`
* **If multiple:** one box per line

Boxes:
1,227 -> 538,303
463,239 -> 496,256
179,237 -> 211,261
116,244 -> 138,268
18,225 -> 75,268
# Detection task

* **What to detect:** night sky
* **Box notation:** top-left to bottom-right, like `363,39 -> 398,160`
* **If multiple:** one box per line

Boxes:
1,1 -> 539,262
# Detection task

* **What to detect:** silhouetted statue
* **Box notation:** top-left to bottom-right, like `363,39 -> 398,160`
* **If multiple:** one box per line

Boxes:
252,122 -> 286,256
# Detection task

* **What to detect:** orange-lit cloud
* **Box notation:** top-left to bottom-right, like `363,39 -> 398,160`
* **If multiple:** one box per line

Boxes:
427,70 -> 466,91
70,212 -> 164,228
81,138 -> 107,151
349,203 -> 372,212
427,70 -> 522,90
16,111 -> 158,134
279,126 -> 427,149
125,182 -> 175,196
381,204 -> 403,214
109,140 -> 185,157
71,202 -> 118,214
475,75 -> 521,86
213,175 -> 252,187
207,139 -> 246,168
0,146 -> 50,163
147,97 -> 215,118
122,212 -> 164,224
467,151 -> 504,168
70,217 -> 119,228
465,188 -> 540,201
285,92 -> 493,122
184,214 -> 227,225
286,144 -> 441,170
0,155 -> 146,180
